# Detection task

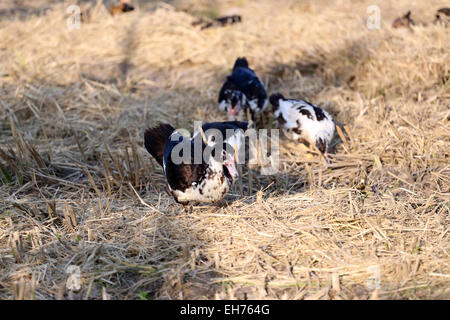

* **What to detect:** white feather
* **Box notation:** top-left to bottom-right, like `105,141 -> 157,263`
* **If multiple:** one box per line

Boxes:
274,99 -> 335,146
248,99 -> 258,110
167,128 -> 245,203
260,98 -> 268,112
172,160 -> 229,203
218,100 -> 228,112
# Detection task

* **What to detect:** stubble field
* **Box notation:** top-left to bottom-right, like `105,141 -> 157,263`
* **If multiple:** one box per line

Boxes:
0,0 -> 449,299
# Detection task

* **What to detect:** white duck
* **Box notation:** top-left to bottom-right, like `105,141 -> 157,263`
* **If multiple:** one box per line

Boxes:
270,93 -> 335,163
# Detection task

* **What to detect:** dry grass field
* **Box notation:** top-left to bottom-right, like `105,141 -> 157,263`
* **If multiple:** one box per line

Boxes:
0,0 -> 449,300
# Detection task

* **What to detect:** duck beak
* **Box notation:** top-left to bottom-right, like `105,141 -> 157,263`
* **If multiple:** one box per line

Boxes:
228,103 -> 240,120
224,153 -> 239,179
322,152 -> 330,164
229,106 -> 238,116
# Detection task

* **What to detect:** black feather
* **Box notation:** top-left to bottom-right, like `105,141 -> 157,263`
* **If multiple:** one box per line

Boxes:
233,57 -> 249,70
218,58 -> 267,118
269,93 -> 285,108
144,123 -> 175,167
201,121 -> 249,136
437,8 -> 450,16
165,154 -> 208,196
218,78 -> 236,103
229,67 -> 256,88
229,67 -> 267,106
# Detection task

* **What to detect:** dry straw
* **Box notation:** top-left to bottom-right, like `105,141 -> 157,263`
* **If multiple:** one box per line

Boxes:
0,0 -> 449,300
